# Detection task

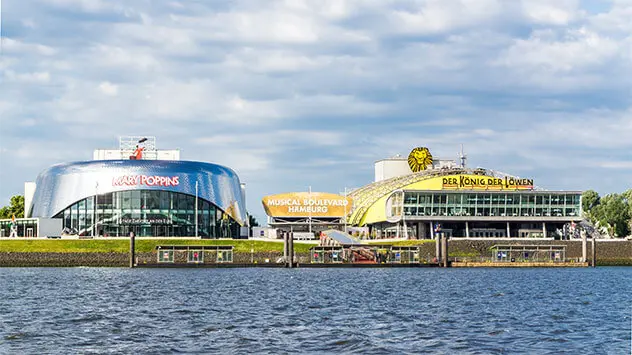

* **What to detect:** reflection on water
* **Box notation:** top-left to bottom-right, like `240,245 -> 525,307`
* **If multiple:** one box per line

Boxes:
0,267 -> 630,354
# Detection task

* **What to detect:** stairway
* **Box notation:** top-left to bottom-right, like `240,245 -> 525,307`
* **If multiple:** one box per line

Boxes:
351,248 -> 376,263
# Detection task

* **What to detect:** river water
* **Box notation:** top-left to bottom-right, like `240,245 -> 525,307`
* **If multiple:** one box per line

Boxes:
1,267 -> 630,354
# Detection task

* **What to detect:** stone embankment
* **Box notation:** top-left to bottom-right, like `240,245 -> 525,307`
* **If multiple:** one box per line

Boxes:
444,239 -> 631,265
0,251 -> 312,267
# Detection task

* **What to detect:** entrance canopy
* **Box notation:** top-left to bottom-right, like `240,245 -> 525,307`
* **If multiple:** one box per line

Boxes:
320,229 -> 363,246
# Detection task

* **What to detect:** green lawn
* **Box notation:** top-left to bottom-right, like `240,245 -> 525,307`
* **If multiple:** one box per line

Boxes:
0,239 -> 315,253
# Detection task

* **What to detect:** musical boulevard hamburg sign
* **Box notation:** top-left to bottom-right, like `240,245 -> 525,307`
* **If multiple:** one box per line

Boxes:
442,175 -> 534,190
262,192 -> 353,218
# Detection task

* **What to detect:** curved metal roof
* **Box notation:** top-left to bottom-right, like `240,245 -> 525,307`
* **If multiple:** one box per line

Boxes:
29,160 -> 246,225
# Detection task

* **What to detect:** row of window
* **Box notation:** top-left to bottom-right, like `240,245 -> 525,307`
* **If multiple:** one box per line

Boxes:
403,193 -> 580,206
0,219 -> 39,237
390,192 -> 581,218
401,206 -> 580,217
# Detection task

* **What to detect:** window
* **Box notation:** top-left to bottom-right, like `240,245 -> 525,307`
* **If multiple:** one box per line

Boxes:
158,249 -> 174,263
188,250 -> 203,263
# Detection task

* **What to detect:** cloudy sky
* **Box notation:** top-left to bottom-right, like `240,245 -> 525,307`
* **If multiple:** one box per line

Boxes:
1,0 -> 631,223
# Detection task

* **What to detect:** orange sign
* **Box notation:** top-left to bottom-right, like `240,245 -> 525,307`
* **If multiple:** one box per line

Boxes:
262,192 -> 353,218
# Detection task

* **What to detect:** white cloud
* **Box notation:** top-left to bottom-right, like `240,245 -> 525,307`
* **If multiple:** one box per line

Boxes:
494,28 -> 619,72
46,0 -> 114,13
90,45 -> 161,71
600,161 -> 632,169
224,49 -> 329,73
4,70 -> 50,83
2,38 -> 56,56
98,81 -> 118,96
520,0 -> 581,25
389,0 -> 502,34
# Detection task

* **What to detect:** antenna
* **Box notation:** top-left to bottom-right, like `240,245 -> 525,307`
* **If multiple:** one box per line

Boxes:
458,144 -> 467,168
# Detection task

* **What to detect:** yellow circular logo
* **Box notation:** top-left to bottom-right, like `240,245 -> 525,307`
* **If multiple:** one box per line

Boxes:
408,147 -> 433,172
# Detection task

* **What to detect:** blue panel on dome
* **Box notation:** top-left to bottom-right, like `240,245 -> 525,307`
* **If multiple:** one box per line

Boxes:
29,160 -> 246,225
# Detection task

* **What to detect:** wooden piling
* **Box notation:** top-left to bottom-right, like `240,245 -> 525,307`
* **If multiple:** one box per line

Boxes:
581,230 -> 587,263
283,232 -> 288,266
591,237 -> 596,268
441,234 -> 448,267
129,232 -> 135,268
289,232 -> 294,268
435,233 -> 442,264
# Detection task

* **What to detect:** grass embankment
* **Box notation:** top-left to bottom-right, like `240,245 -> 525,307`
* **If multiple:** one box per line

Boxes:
0,239 -> 314,254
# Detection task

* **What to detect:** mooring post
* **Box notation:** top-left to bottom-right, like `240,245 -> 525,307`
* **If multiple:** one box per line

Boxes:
441,233 -> 448,267
581,230 -> 587,263
289,232 -> 294,268
283,232 -> 288,267
129,231 -> 135,268
591,237 -> 596,268
435,232 -> 442,264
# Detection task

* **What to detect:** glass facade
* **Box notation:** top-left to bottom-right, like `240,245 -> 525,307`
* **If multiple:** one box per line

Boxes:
53,190 -> 241,238
396,191 -> 581,219
0,218 -> 39,238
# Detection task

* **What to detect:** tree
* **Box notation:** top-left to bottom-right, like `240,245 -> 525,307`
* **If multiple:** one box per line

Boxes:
581,190 -> 600,214
592,193 -> 630,238
248,214 -> 260,227
0,195 -> 25,219
623,189 -> 632,236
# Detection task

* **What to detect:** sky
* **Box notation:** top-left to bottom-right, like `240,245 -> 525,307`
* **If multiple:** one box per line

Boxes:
1,0 -> 631,225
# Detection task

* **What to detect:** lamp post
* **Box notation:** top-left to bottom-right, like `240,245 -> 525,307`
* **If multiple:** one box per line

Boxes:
308,185 -> 312,234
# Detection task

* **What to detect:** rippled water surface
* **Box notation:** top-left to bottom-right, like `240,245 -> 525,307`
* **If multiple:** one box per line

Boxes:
1,267 -> 630,354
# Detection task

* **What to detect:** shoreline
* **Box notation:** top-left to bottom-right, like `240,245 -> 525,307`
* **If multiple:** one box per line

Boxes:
0,251 -> 630,267
1,239 -> 630,267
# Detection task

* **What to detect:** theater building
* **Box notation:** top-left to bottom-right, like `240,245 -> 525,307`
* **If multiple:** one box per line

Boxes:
347,147 -> 583,239
25,137 -> 247,238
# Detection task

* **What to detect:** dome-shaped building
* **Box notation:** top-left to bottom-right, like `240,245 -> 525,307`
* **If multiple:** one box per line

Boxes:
26,137 -> 247,238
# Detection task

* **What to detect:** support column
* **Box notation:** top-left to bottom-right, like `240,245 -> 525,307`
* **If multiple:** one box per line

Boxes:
465,221 -> 469,238
507,222 -> 511,238
581,230 -> 587,263
430,222 -> 435,240
542,222 -> 547,238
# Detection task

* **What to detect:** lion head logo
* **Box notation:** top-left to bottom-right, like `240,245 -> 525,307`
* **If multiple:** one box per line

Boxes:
408,147 -> 433,172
